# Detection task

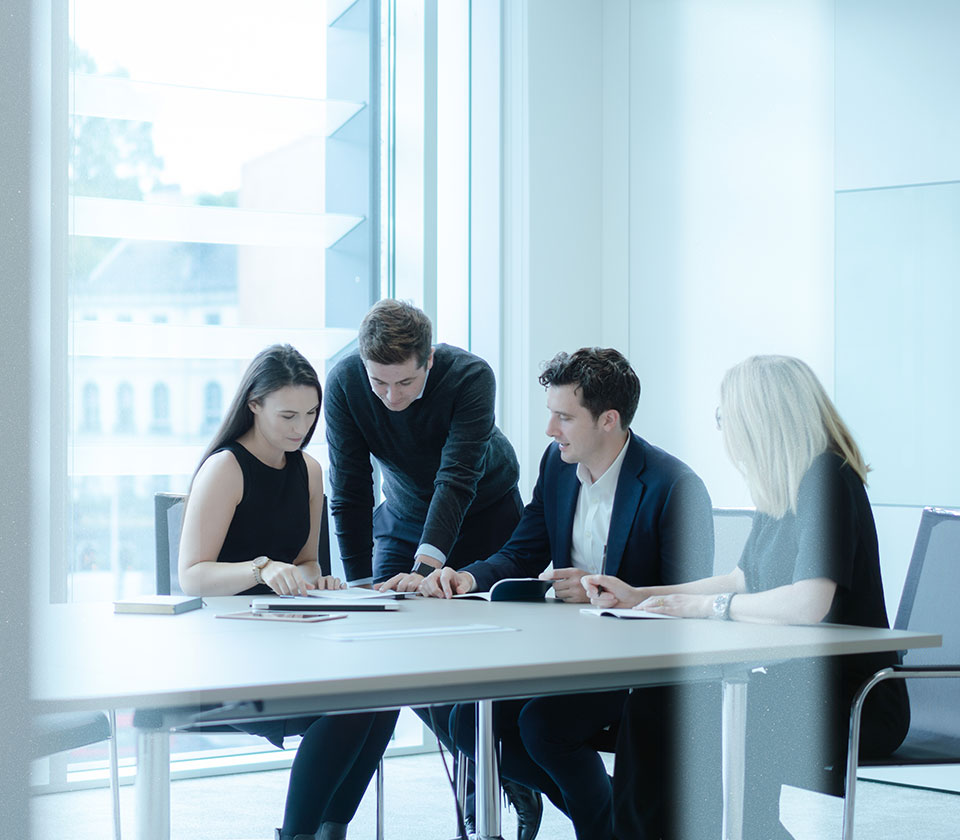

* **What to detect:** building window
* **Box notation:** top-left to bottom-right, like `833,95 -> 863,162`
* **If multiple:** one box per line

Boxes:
151,382 -> 171,433
114,383 -> 135,433
202,382 -> 223,434
81,382 -> 101,433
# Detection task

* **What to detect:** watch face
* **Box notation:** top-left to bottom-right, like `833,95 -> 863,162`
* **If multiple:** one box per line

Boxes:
713,594 -> 728,618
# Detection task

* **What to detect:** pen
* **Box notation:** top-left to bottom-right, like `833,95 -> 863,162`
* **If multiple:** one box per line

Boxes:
596,544 -> 608,594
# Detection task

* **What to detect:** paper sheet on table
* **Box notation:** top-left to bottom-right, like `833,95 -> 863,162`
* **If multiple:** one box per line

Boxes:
304,587 -> 405,600
580,608 -> 679,620
326,623 -> 518,641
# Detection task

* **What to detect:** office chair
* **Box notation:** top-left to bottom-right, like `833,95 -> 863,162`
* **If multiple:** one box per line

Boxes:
153,492 -> 386,840
710,507 -> 755,576
32,710 -> 122,840
841,506 -> 960,840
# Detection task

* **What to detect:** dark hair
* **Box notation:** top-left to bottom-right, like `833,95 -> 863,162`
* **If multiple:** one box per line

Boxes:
194,344 -> 322,479
538,347 -> 640,429
358,299 -> 433,367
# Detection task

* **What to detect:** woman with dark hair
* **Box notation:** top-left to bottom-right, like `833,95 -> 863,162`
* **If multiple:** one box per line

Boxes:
179,344 -> 397,840
585,355 -> 910,840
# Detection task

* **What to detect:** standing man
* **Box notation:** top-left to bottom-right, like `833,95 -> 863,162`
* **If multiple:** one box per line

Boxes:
325,298 -> 523,589
421,347 -> 715,840
325,300 -> 540,838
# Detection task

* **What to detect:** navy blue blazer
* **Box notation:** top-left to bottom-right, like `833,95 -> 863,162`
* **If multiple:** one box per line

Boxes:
462,432 -> 714,592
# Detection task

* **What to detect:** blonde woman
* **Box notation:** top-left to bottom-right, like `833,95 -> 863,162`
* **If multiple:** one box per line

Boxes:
584,355 -> 910,840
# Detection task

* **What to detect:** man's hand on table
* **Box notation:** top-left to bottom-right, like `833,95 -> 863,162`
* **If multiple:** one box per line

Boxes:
419,567 -> 476,598
376,555 -> 441,593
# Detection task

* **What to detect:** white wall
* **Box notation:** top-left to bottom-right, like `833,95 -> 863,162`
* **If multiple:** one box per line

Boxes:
502,0 -> 605,494
510,0 -> 960,616
834,0 -> 960,607
622,0 -> 836,506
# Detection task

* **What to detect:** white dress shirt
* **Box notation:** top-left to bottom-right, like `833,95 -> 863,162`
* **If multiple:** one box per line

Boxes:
570,435 -> 630,575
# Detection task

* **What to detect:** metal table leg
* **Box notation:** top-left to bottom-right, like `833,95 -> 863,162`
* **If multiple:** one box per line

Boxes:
475,699 -> 504,840
135,728 -> 170,840
721,673 -> 749,840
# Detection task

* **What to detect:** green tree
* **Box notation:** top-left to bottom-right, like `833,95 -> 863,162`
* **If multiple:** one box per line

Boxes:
69,45 -> 165,280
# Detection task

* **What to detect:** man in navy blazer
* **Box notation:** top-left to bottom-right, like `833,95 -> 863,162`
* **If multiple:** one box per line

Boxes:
421,347 -> 713,840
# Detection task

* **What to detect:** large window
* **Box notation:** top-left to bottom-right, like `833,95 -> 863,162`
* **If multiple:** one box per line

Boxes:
40,0 -> 497,795
66,0 -> 379,603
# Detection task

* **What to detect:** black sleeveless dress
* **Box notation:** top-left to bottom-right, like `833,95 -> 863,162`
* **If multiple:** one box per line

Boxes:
215,441 -> 310,596
215,441 -> 312,746
206,442 -> 399,834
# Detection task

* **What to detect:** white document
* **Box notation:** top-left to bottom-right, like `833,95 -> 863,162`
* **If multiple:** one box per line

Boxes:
326,623 -> 518,641
579,607 -> 679,620
304,588 -> 401,600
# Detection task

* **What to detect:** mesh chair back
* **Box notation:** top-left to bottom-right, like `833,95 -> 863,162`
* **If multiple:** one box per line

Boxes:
155,493 -> 187,595
711,507 -> 755,577
892,506 -> 960,756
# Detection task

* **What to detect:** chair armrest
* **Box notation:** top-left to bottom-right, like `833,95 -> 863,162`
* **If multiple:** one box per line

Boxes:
890,663 -> 960,673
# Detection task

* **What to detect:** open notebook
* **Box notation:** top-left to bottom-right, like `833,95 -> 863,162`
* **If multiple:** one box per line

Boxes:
580,607 -> 679,620
454,578 -> 554,602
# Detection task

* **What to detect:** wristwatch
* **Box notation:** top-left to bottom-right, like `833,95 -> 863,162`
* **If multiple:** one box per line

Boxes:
252,555 -> 271,586
411,561 -> 439,578
712,592 -> 735,621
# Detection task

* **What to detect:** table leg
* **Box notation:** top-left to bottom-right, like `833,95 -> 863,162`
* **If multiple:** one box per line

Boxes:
475,699 -> 504,840
135,728 -> 171,840
722,674 -> 749,840
721,675 -> 748,840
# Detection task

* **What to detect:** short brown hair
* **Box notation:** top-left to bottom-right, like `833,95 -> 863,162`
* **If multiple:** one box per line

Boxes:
358,299 -> 433,367
539,347 -> 640,429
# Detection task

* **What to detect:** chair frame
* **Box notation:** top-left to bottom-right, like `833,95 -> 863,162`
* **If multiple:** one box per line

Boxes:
841,506 -> 960,839
33,709 -> 122,840
842,665 -> 960,840
152,490 -> 384,839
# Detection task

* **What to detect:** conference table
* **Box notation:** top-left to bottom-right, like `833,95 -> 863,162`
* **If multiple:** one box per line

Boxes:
32,595 -> 940,840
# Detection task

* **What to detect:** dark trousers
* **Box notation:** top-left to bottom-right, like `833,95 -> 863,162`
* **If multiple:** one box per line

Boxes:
238,709 -> 399,834
396,486 -> 524,822
372,487 -> 523,583
451,691 -> 629,840
612,683 -> 721,840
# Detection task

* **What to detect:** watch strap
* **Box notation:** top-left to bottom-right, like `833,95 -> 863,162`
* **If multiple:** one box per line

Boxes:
252,556 -> 270,586
712,592 -> 735,620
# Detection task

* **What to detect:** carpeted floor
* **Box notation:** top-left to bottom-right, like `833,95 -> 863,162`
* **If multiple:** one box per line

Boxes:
31,751 -> 960,839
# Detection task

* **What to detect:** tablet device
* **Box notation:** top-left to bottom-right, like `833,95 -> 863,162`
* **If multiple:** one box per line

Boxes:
251,596 -> 399,612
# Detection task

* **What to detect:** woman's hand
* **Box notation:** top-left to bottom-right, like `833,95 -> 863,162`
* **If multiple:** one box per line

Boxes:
261,560 -> 315,596
315,575 -> 346,591
581,574 -> 644,608
637,593 -> 713,619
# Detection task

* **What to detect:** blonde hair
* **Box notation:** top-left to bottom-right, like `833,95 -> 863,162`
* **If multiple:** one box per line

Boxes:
719,355 -> 868,518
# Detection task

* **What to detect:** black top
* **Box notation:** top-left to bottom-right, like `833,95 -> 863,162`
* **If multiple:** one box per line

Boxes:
215,441 -> 310,596
324,344 -> 520,583
739,451 -> 902,697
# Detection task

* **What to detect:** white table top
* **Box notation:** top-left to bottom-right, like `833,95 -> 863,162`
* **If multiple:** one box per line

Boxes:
32,596 -> 941,716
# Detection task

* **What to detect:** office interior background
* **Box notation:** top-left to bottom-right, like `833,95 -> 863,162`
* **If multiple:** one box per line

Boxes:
3,0 -> 959,833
